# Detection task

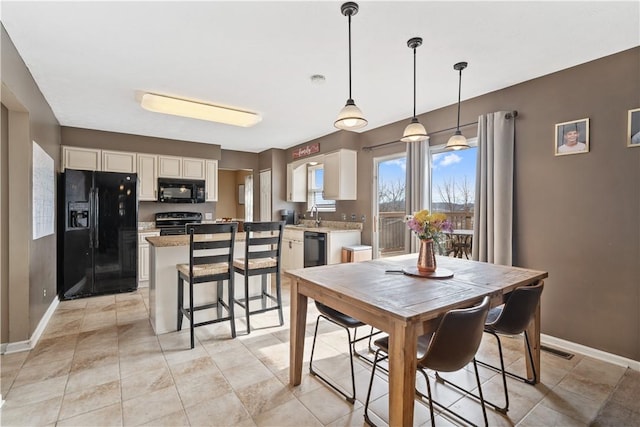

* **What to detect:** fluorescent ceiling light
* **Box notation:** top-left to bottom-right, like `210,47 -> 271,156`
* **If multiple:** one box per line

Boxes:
141,93 -> 261,127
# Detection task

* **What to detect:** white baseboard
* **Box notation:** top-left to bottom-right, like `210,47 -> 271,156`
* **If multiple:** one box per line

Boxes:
1,296 -> 59,355
542,334 -> 640,371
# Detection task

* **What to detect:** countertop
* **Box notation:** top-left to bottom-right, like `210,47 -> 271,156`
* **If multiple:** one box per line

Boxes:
146,233 -> 247,247
284,225 -> 362,234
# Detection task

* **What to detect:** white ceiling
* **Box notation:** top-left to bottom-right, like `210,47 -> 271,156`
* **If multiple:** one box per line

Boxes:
2,1 -> 638,153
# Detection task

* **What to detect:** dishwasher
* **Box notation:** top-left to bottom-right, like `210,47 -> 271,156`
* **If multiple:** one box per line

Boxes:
304,231 -> 327,267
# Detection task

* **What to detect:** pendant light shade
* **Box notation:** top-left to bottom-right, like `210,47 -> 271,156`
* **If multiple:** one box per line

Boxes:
401,37 -> 428,143
446,61 -> 470,150
335,2 -> 367,131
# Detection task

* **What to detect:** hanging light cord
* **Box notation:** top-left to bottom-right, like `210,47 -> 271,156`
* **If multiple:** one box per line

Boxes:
347,13 -> 353,100
456,67 -> 462,130
412,45 -> 417,118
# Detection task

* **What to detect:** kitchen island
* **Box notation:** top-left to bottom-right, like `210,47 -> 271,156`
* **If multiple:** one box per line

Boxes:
146,233 -> 267,334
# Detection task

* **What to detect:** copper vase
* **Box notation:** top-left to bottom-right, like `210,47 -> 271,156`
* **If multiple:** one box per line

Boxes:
417,239 -> 437,273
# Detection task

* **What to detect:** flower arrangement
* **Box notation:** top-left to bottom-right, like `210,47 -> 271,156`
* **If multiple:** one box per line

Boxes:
405,209 -> 453,244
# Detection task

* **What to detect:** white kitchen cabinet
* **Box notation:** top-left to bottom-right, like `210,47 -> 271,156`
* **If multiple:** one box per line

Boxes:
158,155 -> 182,178
182,157 -> 206,180
205,160 -> 218,201
102,150 -> 136,173
137,154 -> 157,201
286,163 -> 307,202
323,149 -> 357,200
282,228 -> 304,271
138,230 -> 160,285
62,146 -> 101,171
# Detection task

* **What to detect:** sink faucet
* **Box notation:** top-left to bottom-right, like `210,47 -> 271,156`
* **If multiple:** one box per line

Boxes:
311,204 -> 321,227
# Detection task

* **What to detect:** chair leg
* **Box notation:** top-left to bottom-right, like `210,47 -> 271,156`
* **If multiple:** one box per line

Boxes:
228,276 -> 236,339
189,280 -> 195,349
244,273 -> 250,334
473,358 -> 489,427
364,348 -> 387,427
275,272 -> 284,326
177,273 -> 184,331
216,280 -> 223,319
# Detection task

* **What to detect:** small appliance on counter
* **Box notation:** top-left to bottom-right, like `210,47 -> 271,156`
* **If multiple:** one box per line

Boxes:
155,211 -> 203,235
280,209 -> 296,225
58,169 -> 138,300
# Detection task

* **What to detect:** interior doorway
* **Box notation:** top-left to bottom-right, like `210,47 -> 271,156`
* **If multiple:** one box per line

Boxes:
372,154 -> 408,258
217,169 -> 252,220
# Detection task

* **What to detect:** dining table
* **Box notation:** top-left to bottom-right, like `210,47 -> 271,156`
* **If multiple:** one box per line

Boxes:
286,254 -> 547,427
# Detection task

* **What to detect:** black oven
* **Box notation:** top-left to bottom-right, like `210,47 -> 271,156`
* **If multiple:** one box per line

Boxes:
158,178 -> 205,203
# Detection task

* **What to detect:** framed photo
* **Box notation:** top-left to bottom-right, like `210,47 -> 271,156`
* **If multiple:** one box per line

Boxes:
238,184 -> 245,205
555,118 -> 589,156
628,108 -> 640,148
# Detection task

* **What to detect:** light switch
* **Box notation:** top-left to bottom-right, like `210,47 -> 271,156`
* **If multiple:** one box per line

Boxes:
205,213 -> 213,220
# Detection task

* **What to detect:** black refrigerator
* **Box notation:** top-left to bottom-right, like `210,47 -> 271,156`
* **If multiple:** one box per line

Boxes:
58,169 -> 138,299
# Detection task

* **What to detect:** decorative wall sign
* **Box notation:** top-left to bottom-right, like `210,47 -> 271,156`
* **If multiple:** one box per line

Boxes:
292,142 -> 320,160
555,118 -> 589,156
628,108 -> 640,147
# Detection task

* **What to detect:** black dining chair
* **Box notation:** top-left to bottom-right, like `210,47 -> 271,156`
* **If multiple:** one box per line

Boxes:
233,221 -> 284,334
436,281 -> 544,413
364,296 -> 491,427
309,301 -> 380,403
176,222 -> 237,349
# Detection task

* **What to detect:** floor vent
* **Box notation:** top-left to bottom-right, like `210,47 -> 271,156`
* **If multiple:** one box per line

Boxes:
541,344 -> 574,360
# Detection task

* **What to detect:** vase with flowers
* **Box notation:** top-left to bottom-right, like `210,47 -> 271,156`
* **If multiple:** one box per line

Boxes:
406,210 -> 453,272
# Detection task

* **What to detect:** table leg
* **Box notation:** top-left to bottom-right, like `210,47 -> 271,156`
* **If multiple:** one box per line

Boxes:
289,278 -> 307,386
525,298 -> 541,383
388,321 -> 417,427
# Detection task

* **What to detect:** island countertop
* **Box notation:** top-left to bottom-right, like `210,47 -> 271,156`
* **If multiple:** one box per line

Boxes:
146,233 -> 246,247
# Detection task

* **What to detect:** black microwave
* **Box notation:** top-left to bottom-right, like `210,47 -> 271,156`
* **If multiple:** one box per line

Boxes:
158,178 -> 205,203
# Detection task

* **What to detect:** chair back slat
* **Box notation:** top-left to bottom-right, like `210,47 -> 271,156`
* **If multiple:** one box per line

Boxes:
244,222 -> 282,233
193,254 -> 232,265
247,249 -> 278,260
249,236 -> 280,246
194,239 -> 234,250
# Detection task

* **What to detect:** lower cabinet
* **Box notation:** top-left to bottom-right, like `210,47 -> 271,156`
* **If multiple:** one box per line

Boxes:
282,229 -> 304,271
138,230 -> 160,286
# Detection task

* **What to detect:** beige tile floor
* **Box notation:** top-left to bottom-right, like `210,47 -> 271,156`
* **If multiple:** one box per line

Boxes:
0,280 -> 632,426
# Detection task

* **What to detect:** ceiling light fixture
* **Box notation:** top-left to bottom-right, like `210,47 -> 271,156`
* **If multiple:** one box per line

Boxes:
446,62 -> 470,150
140,93 -> 261,127
334,2 -> 367,131
400,37 -> 428,143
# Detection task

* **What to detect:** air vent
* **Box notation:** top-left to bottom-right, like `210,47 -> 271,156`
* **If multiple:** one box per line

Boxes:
541,345 -> 574,360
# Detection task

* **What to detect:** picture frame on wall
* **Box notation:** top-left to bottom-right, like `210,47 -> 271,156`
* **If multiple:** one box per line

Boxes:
555,118 -> 589,156
628,108 -> 640,147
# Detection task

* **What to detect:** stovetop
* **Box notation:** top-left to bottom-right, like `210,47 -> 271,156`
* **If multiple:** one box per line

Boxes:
155,211 -> 202,235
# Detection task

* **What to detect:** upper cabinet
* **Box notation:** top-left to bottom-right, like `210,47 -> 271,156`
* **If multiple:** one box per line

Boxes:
158,156 -> 205,180
205,160 -> 218,201
137,154 -> 157,201
323,149 -> 357,200
102,150 -> 136,173
182,158 -> 206,180
286,163 -> 307,202
62,146 -> 101,171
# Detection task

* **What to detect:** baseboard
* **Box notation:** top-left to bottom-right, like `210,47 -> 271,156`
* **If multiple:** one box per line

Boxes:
542,334 -> 640,371
1,296 -> 59,355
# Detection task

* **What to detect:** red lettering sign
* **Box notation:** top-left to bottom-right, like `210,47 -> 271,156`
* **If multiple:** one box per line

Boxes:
292,143 -> 320,160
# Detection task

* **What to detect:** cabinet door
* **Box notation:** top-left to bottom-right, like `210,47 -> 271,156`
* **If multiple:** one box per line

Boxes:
291,240 -> 304,270
158,155 -> 182,178
286,163 -> 307,202
62,146 -> 101,171
182,158 -> 206,179
102,150 -> 136,173
137,154 -> 157,201
323,149 -> 357,200
138,243 -> 150,283
282,239 -> 293,271
205,160 -> 218,201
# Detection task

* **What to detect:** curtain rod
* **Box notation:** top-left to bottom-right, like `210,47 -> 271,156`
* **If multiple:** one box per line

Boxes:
362,110 -> 518,151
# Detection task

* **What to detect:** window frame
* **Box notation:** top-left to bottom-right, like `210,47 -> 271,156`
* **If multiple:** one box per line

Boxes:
306,164 -> 336,212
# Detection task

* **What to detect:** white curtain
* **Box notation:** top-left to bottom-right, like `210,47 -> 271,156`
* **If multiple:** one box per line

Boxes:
405,139 -> 431,253
472,112 -> 515,265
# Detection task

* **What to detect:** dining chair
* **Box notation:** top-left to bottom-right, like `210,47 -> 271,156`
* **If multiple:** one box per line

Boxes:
364,296 -> 490,427
309,301 -> 381,403
233,221 -> 284,334
176,222 -> 237,349
436,281 -> 544,413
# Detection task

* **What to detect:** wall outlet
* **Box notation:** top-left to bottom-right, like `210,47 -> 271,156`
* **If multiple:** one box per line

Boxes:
361,215 -> 366,222
43,289 -> 47,298
205,213 -> 213,220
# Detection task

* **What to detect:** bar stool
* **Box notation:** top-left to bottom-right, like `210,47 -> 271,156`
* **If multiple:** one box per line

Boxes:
233,221 -> 284,334
176,222 -> 237,349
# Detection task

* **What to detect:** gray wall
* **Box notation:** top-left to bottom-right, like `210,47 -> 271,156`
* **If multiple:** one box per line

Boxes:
1,25 -> 61,341
285,47 -> 640,362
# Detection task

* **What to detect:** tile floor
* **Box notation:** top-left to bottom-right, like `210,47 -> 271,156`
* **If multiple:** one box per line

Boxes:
0,281 -> 634,426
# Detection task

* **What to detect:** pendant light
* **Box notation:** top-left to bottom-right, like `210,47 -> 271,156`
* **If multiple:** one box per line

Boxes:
334,2 -> 367,131
446,61 -> 470,150
401,37 -> 428,143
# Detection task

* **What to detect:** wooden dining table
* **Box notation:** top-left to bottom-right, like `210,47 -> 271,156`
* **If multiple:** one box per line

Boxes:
286,254 -> 547,427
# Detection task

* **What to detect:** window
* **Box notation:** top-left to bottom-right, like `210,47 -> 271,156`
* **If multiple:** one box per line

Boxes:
307,164 -> 336,212
430,139 -> 478,230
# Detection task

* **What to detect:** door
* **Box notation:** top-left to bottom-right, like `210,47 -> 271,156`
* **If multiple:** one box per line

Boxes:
373,154 -> 408,258
93,171 -> 138,293
260,170 -> 271,221
60,169 -> 94,298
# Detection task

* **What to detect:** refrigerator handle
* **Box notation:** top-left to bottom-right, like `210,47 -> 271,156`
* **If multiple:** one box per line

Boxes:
94,188 -> 100,248
89,189 -> 94,249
